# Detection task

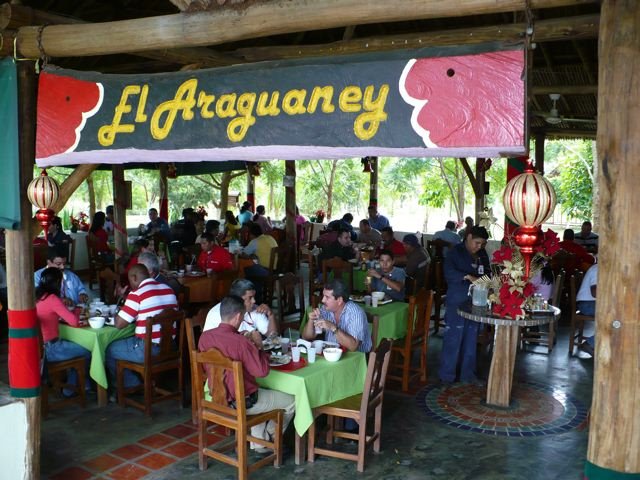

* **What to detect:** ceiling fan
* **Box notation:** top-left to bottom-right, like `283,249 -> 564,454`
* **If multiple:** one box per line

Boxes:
534,93 -> 596,125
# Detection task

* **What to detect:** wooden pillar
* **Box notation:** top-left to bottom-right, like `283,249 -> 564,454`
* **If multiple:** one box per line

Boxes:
111,166 -> 128,261
246,163 -> 256,211
284,160 -> 297,266
6,60 -> 40,479
369,156 -> 378,207
534,133 -> 545,174
158,163 -> 169,221
586,1 -> 640,478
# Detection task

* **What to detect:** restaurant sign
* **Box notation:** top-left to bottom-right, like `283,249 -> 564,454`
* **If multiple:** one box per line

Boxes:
35,44 -> 526,167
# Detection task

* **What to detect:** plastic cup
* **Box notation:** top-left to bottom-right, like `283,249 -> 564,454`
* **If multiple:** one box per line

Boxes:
280,338 -> 291,354
291,346 -> 301,362
185,265 -> 193,273
364,295 -> 372,307
313,340 -> 324,355
206,268 -> 213,277
307,347 -> 316,363
372,296 -> 379,308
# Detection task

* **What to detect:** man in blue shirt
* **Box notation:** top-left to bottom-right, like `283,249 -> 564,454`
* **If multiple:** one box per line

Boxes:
433,220 -> 462,257
438,226 -> 490,384
34,248 -> 89,305
327,213 -> 357,241
145,208 -> 170,240
367,205 -> 390,231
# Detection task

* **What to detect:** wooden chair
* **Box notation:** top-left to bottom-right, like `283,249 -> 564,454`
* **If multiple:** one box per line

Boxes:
406,262 -> 431,298
274,272 -> 306,333
193,348 -> 283,478
568,274 -> 595,356
307,339 -> 392,472
185,307 -> 210,424
211,269 -> 237,304
116,309 -> 186,416
307,251 -> 324,303
67,237 -> 76,270
322,257 -> 354,292
431,260 -> 447,334
386,289 -> 434,392
38,331 -> 86,417
520,271 -> 564,353
426,238 -> 451,260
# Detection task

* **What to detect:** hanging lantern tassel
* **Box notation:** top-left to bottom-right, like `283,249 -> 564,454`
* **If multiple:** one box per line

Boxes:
503,160 -> 556,279
361,157 -> 374,173
27,169 -> 60,237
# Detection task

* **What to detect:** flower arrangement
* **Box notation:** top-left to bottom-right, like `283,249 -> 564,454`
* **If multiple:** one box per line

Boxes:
70,211 -> 89,232
195,205 -> 208,220
473,229 -> 561,320
314,209 -> 326,223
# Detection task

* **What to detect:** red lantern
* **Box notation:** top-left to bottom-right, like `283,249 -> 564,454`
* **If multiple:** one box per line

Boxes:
27,169 -> 60,236
503,160 -> 556,278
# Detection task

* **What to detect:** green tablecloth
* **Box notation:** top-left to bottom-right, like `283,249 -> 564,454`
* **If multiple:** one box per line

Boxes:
59,324 -> 135,388
301,301 -> 409,347
257,352 -> 367,436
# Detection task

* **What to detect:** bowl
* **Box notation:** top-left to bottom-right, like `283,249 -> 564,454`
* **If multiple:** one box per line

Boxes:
88,316 -> 105,329
371,291 -> 386,301
323,347 -> 343,362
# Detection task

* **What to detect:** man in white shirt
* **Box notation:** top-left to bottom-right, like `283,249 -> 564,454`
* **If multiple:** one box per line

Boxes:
203,279 -> 278,346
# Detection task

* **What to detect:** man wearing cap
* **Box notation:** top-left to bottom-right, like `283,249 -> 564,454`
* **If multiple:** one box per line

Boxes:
402,234 -> 430,290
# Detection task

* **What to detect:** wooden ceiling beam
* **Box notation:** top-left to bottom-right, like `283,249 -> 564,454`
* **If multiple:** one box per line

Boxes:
232,14 -> 599,63
0,3 -> 237,68
531,84 -> 597,95
11,0 -> 598,59
532,128 -> 597,138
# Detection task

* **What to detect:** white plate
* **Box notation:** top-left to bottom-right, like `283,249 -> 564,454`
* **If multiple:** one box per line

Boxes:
349,295 -> 365,302
269,355 -> 291,367
187,271 -> 205,277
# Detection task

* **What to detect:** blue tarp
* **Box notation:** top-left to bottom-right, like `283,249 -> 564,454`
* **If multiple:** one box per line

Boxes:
0,58 -> 21,229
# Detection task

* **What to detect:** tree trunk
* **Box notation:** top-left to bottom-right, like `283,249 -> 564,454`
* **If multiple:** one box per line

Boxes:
219,171 -> 231,219
586,1 -> 640,477
87,174 -> 96,218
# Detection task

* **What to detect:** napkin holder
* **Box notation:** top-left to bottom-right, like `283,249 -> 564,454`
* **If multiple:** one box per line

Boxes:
296,339 -> 313,353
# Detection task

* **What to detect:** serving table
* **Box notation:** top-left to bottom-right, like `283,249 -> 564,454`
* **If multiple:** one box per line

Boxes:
257,351 -> 367,464
59,323 -> 135,406
457,302 -> 560,407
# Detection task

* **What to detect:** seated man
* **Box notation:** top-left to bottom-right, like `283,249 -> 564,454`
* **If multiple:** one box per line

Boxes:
138,251 -> 183,296
402,234 -> 431,290
34,248 -> 89,305
317,228 -> 360,265
368,250 -> 406,301
577,263 -> 598,355
562,228 -> 597,265
357,219 -> 382,248
198,295 -> 295,453
197,232 -> 234,272
574,221 -> 599,254
241,223 -> 279,303
380,227 -> 406,264
303,279 -> 372,353
106,264 -> 178,390
367,205 -> 390,231
204,279 -> 278,343
327,213 -> 357,241
433,220 -> 462,257
145,207 -> 171,241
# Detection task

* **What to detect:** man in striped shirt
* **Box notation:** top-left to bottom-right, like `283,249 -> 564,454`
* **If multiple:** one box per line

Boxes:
106,264 -> 178,390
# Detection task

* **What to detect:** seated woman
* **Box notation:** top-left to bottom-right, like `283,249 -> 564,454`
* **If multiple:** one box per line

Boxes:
222,210 -> 241,244
36,267 -> 91,396
89,211 -> 114,264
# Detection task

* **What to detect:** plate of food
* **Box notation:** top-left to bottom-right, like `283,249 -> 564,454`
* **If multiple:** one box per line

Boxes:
269,354 -> 291,367
349,294 -> 365,302
187,271 -> 205,277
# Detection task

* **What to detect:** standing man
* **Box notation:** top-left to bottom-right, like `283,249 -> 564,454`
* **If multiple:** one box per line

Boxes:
198,295 -> 295,453
106,264 -> 178,390
438,226 -> 490,385
368,250 -> 406,301
367,205 -> 390,231
302,279 -> 372,353
574,221 -> 599,254
34,248 -> 89,305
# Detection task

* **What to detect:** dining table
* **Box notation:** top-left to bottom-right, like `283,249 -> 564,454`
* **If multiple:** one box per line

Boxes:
59,323 -> 135,406
257,351 -> 367,464
457,302 -> 560,407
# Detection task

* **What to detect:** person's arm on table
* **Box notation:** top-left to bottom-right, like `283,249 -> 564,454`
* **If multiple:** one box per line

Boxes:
302,307 -> 321,341
52,296 -> 83,327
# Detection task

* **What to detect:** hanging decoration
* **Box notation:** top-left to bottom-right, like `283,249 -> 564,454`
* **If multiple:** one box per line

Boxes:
502,159 -> 556,279
27,169 -> 60,236
361,157 -> 375,173
166,162 -> 177,178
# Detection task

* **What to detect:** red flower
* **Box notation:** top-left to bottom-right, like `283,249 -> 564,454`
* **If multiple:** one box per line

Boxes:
541,229 -> 560,256
523,282 -> 535,298
492,245 -> 514,264
497,283 -> 526,319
